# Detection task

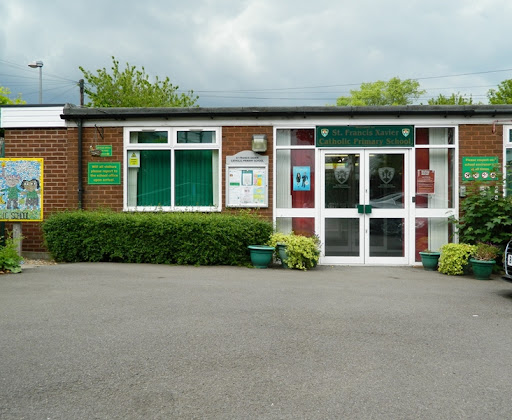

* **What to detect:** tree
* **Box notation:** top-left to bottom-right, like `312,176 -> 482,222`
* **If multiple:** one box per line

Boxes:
79,57 -> 198,107
487,79 -> 512,104
428,92 -> 475,105
336,77 -> 425,106
0,86 -> 26,105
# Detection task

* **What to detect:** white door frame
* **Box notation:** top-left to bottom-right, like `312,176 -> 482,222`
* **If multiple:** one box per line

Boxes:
320,149 -> 411,265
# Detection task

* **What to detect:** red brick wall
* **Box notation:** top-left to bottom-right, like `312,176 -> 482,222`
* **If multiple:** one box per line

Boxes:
222,126 -> 273,220
4,127 -> 77,252
78,127 -> 124,210
459,124 -> 503,171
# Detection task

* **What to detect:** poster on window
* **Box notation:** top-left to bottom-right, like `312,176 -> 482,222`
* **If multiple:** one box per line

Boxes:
417,169 -> 435,194
293,166 -> 311,191
0,158 -> 44,222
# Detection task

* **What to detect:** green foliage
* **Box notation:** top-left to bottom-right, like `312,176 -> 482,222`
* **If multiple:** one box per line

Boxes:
427,92 -> 476,105
42,210 -> 273,266
336,77 -> 425,106
487,79 -> 512,104
452,182 -> 512,252
0,86 -> 26,105
0,236 -> 23,273
438,243 -> 475,275
79,56 -> 199,107
472,242 -> 500,261
267,232 -> 320,271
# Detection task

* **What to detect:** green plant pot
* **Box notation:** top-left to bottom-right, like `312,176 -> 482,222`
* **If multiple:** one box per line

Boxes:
419,252 -> 441,271
276,243 -> 289,269
248,245 -> 275,269
469,258 -> 495,280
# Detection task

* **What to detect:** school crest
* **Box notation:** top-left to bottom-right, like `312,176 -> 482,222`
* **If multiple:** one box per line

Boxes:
378,167 -> 395,184
334,166 -> 351,185
321,128 -> 329,137
402,128 -> 410,137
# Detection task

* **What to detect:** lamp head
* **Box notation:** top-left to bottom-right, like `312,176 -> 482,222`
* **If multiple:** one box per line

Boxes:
28,60 -> 43,68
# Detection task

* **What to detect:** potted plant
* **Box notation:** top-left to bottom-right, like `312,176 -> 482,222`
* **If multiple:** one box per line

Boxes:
469,242 -> 500,280
438,243 -> 476,275
267,232 -> 320,271
418,249 -> 441,271
247,245 -> 275,269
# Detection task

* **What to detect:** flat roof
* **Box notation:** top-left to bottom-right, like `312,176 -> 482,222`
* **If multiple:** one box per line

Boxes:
60,104 -> 512,120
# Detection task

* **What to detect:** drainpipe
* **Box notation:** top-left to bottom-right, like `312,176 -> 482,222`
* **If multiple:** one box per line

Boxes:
77,118 -> 83,209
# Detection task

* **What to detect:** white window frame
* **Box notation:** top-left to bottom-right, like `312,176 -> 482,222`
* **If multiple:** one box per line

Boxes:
503,125 -> 512,196
123,126 -> 222,212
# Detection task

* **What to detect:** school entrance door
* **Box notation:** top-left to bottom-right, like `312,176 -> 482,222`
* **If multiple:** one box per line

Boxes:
321,149 -> 410,264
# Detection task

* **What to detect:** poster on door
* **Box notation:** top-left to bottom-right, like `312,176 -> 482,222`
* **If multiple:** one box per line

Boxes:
0,158 -> 44,221
417,169 -> 435,194
293,166 -> 310,191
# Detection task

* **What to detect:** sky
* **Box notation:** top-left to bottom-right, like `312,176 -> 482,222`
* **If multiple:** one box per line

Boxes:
1,0 -> 512,107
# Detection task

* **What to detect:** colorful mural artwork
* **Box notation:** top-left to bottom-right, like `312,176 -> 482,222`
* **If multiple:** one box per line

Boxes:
0,158 -> 43,221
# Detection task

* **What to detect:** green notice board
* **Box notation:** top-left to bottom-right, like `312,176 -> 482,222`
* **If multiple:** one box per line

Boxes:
316,125 -> 414,147
462,157 -> 499,181
88,162 -> 121,184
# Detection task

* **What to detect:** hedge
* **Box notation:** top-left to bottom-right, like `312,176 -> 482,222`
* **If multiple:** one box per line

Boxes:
42,210 -> 273,266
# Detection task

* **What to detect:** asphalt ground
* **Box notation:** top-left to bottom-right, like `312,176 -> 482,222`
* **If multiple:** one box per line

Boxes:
1,263 -> 512,420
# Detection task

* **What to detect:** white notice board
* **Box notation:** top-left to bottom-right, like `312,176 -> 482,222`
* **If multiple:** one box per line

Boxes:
226,151 -> 268,208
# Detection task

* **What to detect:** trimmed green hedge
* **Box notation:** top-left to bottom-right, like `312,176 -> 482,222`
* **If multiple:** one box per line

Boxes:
42,210 -> 273,265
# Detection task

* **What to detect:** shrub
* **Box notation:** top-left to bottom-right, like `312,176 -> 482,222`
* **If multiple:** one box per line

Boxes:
42,210 -> 273,266
472,242 -> 500,261
438,243 -> 475,275
452,181 -> 512,252
0,236 -> 23,273
267,232 -> 320,271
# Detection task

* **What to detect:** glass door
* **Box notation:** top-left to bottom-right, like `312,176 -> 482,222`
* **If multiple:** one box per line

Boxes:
321,149 -> 409,264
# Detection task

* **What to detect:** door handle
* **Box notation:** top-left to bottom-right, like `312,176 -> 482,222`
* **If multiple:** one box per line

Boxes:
357,204 -> 372,214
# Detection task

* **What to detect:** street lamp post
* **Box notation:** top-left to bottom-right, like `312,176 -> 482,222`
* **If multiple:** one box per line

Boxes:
28,60 -> 43,104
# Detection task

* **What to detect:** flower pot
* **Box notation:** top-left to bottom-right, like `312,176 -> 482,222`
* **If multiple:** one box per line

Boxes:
419,251 -> 441,271
469,258 -> 495,280
248,245 -> 275,269
276,243 -> 289,269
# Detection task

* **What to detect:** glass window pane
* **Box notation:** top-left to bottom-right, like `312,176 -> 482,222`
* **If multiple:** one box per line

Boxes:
415,148 -> 455,208
415,217 -> 453,261
129,131 -> 168,144
369,154 -> 404,208
127,150 -> 171,206
276,217 -> 315,237
175,150 -> 218,206
177,131 -> 215,144
507,149 -> 512,196
276,149 -> 315,208
324,154 -> 360,209
415,127 -> 454,145
324,218 -> 359,257
369,218 -> 404,257
276,129 -> 314,146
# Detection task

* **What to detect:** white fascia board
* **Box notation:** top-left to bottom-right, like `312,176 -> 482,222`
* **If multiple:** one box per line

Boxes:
0,106 -> 65,128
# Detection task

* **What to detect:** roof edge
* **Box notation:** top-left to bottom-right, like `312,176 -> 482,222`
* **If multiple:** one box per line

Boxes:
60,104 -> 512,120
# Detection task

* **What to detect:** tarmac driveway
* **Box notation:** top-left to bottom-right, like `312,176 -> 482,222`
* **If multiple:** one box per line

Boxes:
1,263 -> 512,419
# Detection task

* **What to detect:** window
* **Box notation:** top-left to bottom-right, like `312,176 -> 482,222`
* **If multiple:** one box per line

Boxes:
125,128 -> 220,211
275,128 -> 317,235
505,127 -> 512,196
414,127 -> 456,261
